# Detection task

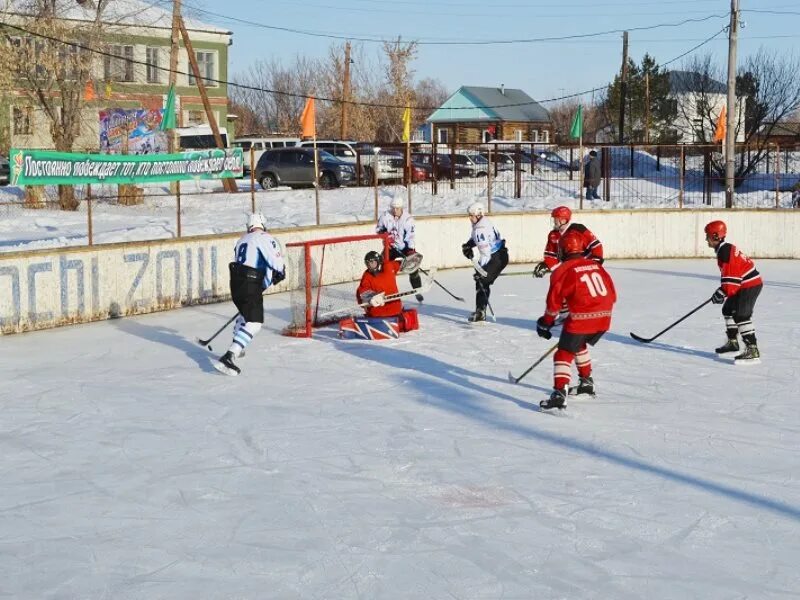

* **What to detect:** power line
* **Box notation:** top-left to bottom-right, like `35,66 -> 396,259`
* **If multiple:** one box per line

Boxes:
0,21 -> 725,111
179,7 -> 727,46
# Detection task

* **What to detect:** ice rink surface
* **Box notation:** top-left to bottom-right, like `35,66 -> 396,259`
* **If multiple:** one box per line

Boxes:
1,259 -> 799,599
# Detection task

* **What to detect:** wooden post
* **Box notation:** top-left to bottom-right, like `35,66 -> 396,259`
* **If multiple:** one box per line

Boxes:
406,138 -> 412,212
645,71 -> 651,144
168,0 -> 181,155
514,143 -> 521,199
176,180 -> 182,237
312,137 -> 320,226
431,135 -> 438,196
250,145 -> 256,212
775,144 -> 780,208
373,150 -> 379,218
178,17 -> 237,194
578,138 -> 584,208
679,145 -> 685,208
618,31 -> 629,144
86,184 -> 93,246
340,41 -> 351,140
487,146 -> 492,213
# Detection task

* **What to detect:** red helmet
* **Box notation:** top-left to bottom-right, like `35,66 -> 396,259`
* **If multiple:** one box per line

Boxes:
551,206 -> 572,222
559,230 -> 585,257
704,220 -> 727,241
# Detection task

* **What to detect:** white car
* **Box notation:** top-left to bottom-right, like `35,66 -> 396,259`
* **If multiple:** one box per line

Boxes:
297,140 -> 401,183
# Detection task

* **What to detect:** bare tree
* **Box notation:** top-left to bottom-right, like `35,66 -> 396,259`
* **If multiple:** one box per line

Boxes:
678,50 -> 800,182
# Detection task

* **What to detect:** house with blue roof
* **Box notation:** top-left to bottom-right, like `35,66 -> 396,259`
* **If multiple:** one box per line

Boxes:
426,85 -> 552,145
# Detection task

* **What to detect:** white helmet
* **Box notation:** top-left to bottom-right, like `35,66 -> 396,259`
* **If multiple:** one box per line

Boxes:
390,197 -> 404,210
467,202 -> 485,217
247,212 -> 266,231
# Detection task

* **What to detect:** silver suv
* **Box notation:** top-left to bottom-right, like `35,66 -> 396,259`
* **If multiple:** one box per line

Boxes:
297,140 -> 401,183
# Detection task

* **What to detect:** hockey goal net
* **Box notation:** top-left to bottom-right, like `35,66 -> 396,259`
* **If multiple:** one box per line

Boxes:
282,233 -> 390,337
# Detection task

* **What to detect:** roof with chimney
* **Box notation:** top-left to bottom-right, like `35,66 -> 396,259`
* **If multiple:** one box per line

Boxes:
427,86 -> 551,123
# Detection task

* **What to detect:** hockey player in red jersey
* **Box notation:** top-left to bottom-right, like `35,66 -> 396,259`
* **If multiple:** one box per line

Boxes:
356,250 -> 403,318
705,220 -> 763,363
536,229 -> 617,409
533,205 -> 603,278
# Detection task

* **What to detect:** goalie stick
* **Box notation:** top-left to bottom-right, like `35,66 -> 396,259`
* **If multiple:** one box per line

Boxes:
629,298 -> 713,344
316,273 -> 435,321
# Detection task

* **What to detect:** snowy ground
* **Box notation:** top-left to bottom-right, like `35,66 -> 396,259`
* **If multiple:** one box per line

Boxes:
1,259 -> 799,599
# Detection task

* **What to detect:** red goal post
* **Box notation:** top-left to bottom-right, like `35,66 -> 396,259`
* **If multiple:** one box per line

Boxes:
282,233 -> 390,337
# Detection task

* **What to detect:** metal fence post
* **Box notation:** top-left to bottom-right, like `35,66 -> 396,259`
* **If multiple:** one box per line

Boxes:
86,184 -> 93,246
176,180 -> 182,238
514,143 -> 521,199
679,145 -> 685,209
487,146 -> 492,213
250,146 -> 256,212
775,143 -> 780,208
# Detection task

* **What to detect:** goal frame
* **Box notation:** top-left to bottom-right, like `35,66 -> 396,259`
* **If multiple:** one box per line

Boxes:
282,233 -> 390,338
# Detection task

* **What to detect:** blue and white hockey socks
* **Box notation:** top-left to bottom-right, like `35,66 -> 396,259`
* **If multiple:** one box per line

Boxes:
228,316 -> 262,358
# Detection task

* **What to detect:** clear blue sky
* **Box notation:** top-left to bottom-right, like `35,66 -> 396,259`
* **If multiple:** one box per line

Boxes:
185,0 -> 798,106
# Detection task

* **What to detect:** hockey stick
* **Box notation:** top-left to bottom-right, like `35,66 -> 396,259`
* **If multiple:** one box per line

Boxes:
419,268 -> 465,302
472,260 -> 496,321
499,270 -> 536,277
197,312 -> 239,350
508,342 -> 559,384
629,298 -> 713,344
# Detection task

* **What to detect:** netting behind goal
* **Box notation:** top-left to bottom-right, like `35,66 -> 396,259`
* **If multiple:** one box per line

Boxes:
282,233 -> 390,337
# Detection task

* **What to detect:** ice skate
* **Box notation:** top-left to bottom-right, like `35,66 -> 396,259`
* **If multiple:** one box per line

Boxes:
715,339 -> 739,354
540,388 -> 567,410
734,344 -> 760,365
213,351 -> 241,376
569,376 -> 595,397
468,309 -> 486,323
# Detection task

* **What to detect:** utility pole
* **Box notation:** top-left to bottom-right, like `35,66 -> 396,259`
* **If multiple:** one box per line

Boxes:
725,0 -> 740,208
167,0 -> 181,154
178,16 -> 237,193
645,71 -> 651,144
618,31 -> 629,144
340,41 -> 351,140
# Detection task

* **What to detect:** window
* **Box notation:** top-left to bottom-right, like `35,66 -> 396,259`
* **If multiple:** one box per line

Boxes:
531,130 -> 539,143
514,129 -> 523,142
541,130 -> 550,144
189,51 -> 216,86
13,107 -> 32,135
146,47 -> 161,84
482,130 -> 492,143
187,110 -> 206,125
437,128 -> 448,144
105,45 -> 134,82
235,141 -> 252,150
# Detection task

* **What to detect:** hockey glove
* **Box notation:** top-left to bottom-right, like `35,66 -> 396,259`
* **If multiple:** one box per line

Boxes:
461,243 -> 474,259
271,268 -> 286,286
473,272 -> 486,284
533,261 -> 550,278
536,316 -> 553,340
403,248 -> 416,256
369,292 -> 386,307
711,287 -> 726,304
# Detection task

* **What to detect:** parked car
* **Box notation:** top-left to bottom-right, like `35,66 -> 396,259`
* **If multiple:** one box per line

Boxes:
254,148 -> 355,190
411,153 -> 471,180
233,137 -> 300,174
479,151 -> 515,172
297,140 -> 400,183
0,155 -> 10,186
177,125 -> 229,151
453,152 -> 489,177
532,150 -> 580,172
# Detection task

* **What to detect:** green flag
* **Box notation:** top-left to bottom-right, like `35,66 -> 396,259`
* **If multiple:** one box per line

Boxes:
569,104 -> 583,139
159,85 -> 177,131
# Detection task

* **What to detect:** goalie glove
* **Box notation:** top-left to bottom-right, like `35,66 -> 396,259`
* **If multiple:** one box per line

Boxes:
369,292 -> 386,307
533,262 -> 550,278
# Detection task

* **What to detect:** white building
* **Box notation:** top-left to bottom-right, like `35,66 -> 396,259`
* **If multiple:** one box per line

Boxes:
667,70 -> 746,144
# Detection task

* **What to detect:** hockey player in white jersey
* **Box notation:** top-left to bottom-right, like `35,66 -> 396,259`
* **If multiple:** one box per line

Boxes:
214,213 -> 286,376
376,197 -> 424,302
461,202 -> 508,322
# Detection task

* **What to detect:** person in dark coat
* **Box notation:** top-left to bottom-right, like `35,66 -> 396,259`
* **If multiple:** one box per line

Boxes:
584,150 -> 602,200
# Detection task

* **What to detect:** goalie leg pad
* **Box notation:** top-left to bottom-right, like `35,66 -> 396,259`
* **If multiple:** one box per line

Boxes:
339,317 -> 401,340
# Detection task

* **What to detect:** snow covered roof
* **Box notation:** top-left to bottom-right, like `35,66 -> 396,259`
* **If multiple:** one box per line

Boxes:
2,0 -> 231,35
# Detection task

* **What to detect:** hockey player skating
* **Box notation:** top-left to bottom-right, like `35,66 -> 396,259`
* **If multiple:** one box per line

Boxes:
214,213 -> 286,376
461,202 -> 508,322
705,220 -> 763,364
533,205 -> 603,278
357,250 -> 403,318
536,230 -> 617,410
376,197 -> 424,302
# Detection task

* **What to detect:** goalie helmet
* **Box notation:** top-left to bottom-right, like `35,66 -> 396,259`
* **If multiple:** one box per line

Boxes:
704,220 -> 727,242
247,212 -> 266,231
364,250 -> 382,272
467,202 -> 485,217
559,229 -> 585,258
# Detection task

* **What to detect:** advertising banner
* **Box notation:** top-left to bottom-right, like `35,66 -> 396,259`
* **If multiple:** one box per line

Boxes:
9,148 -> 244,186
99,108 -> 168,154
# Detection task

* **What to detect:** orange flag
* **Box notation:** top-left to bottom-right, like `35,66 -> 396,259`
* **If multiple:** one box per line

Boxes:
300,97 -> 316,139
83,80 -> 96,101
713,105 -> 727,143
